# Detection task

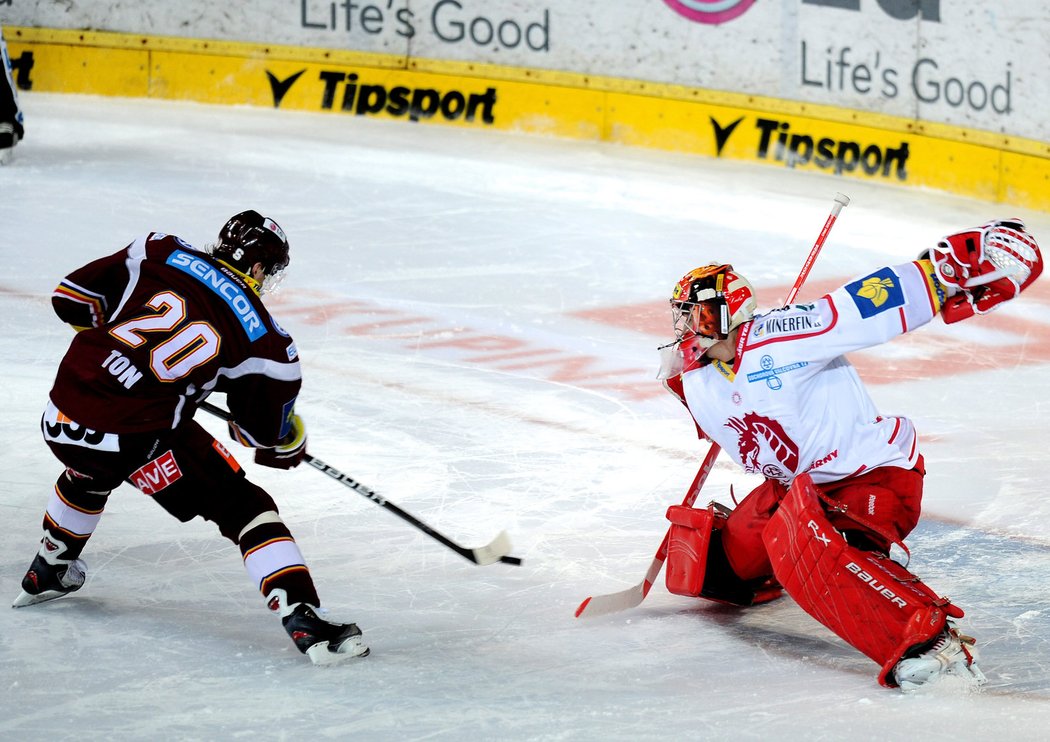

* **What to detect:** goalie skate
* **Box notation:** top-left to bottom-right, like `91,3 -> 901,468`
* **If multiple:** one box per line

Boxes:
892,625 -> 986,691
282,603 -> 370,666
12,554 -> 87,608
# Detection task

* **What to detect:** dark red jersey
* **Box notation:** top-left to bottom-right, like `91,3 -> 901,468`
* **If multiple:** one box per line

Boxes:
49,232 -> 301,445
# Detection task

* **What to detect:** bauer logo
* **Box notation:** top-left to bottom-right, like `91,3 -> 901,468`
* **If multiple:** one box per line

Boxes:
846,268 -> 906,318
663,0 -> 757,25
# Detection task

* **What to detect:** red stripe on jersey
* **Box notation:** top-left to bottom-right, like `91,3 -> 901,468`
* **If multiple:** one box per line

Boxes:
53,285 -> 105,326
242,536 -> 293,560
887,417 -> 903,444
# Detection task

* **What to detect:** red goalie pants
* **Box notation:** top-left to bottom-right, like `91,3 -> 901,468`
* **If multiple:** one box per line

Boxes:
721,459 -> 925,582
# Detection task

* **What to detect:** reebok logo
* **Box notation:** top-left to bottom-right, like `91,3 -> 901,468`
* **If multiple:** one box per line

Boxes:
132,451 -> 183,495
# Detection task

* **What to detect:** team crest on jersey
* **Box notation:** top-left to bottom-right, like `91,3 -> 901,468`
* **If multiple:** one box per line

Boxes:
846,268 -> 906,318
724,412 -> 799,484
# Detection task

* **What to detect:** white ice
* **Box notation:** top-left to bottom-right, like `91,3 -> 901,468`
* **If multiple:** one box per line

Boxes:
2,94 -> 1050,740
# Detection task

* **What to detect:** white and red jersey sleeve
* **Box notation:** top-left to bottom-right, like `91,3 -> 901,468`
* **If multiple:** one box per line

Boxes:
680,261 -> 944,485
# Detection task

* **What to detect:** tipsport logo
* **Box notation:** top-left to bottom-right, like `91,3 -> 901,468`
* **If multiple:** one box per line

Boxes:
663,0 -> 757,25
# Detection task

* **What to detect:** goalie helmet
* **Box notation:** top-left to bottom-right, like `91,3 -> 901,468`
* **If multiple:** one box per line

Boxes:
670,264 -> 757,348
212,210 -> 290,294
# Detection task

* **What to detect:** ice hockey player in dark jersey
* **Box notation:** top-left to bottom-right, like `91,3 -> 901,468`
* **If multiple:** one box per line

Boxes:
13,210 -> 368,666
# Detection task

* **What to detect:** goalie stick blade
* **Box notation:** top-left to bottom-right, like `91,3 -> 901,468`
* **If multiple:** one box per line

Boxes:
575,581 -> 647,619
469,530 -> 514,566
575,553 -> 663,618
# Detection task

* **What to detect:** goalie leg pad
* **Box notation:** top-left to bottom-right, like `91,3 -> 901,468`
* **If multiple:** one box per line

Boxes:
665,503 -> 783,606
665,504 -> 716,597
762,473 -> 963,686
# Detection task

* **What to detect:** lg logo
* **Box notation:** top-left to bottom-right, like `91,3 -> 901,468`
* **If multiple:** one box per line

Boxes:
665,0 -> 939,25
803,0 -> 939,21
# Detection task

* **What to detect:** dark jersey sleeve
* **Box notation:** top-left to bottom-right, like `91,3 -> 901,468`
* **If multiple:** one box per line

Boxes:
51,244 -> 137,329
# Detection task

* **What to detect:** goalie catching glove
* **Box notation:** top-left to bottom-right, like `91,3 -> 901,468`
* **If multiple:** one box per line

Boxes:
921,219 -> 1043,324
255,413 -> 307,469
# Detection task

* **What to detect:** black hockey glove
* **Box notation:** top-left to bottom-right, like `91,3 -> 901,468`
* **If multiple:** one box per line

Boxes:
255,413 -> 307,469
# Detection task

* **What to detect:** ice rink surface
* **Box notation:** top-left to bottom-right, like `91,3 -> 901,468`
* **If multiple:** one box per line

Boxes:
2,94 -> 1050,740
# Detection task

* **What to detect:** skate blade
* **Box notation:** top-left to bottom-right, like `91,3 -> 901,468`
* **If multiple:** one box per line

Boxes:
12,588 -> 75,608
305,638 -> 370,666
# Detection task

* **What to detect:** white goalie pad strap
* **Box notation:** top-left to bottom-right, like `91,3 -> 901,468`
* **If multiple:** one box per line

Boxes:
46,485 -> 103,537
242,538 -> 307,590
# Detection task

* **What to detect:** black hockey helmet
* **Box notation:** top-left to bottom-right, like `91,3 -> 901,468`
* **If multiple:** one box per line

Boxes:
212,210 -> 290,293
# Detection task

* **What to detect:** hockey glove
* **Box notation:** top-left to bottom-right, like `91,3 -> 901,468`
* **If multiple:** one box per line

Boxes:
255,413 -> 307,469
921,219 -> 1043,324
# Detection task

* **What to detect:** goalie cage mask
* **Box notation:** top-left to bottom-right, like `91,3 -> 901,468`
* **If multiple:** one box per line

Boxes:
670,264 -> 757,348
212,210 -> 291,294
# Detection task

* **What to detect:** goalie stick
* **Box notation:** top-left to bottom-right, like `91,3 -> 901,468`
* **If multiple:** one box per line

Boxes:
575,192 -> 850,618
198,401 -> 522,567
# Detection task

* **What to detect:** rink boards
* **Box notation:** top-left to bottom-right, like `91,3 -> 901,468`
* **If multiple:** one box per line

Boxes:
4,25 -> 1049,212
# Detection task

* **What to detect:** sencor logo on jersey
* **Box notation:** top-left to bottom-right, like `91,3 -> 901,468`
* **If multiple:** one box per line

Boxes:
166,250 -> 267,341
845,268 -> 906,318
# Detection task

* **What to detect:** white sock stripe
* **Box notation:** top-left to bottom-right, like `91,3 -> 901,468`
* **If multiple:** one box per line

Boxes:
46,488 -> 103,537
243,539 -> 306,590
237,510 -> 284,541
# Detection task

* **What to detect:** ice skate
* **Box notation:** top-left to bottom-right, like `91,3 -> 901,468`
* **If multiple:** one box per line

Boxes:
893,625 -> 987,691
282,603 -> 370,666
0,121 -> 19,165
12,553 -> 87,608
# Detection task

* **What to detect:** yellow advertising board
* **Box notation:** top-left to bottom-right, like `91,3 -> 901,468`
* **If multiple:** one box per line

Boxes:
5,26 -> 1048,211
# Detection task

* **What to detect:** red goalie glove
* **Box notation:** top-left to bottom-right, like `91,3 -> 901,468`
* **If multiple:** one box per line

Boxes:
923,219 -> 1043,324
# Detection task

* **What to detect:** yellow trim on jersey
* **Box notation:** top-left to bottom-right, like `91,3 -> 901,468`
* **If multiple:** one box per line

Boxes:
712,360 -> 735,382
917,258 -> 947,313
215,259 -> 262,296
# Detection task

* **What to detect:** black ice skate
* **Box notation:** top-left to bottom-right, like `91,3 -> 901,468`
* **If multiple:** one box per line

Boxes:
12,553 -> 87,608
282,603 -> 370,666
0,121 -> 20,166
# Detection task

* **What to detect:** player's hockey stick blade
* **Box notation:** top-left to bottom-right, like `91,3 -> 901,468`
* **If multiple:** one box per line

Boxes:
471,530 -> 517,566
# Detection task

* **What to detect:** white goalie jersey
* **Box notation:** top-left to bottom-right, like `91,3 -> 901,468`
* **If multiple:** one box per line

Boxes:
679,260 -> 946,486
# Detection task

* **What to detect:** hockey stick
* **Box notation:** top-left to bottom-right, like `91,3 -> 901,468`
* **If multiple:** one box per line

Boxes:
575,192 -> 850,618
198,401 -> 522,567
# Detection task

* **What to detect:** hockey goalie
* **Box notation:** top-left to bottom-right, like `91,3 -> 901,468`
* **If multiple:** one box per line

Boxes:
658,219 -> 1042,690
